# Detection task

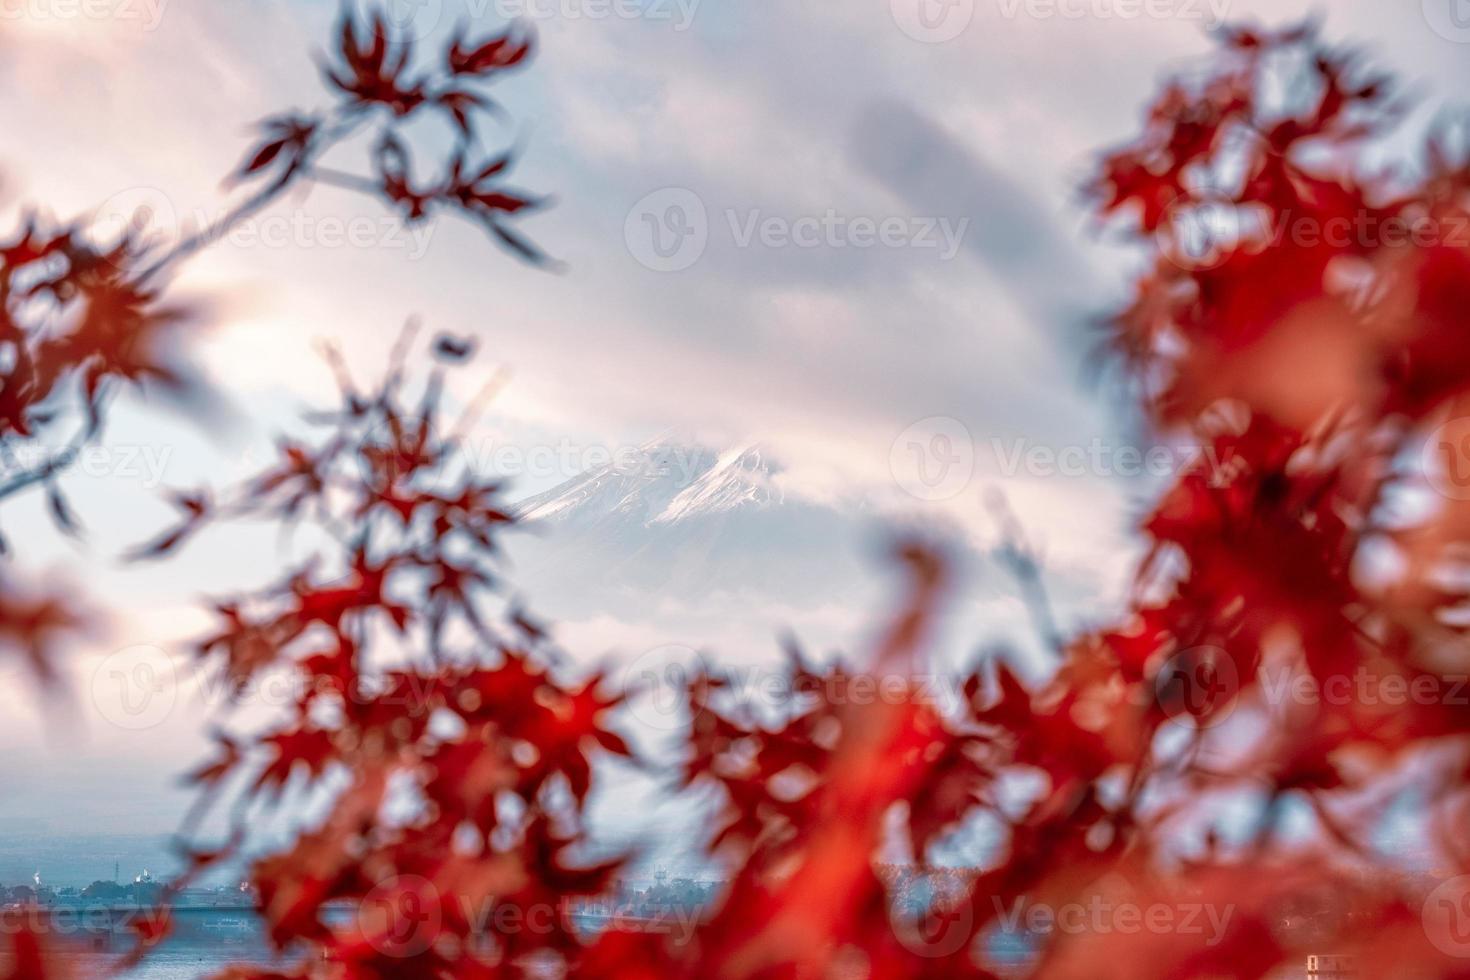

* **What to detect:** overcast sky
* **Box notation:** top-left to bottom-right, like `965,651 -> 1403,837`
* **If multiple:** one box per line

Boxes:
0,0 -> 1467,844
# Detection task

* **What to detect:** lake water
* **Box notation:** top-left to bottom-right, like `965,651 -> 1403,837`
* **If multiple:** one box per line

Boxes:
61,940 -> 288,980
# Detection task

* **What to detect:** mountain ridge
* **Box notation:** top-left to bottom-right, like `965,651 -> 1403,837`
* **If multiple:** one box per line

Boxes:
505,440 -> 873,618
514,441 -> 782,530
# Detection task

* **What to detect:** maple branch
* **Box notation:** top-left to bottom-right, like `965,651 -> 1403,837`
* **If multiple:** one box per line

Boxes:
137,176 -> 293,282
307,166 -> 383,196
985,489 -> 1064,655
0,384 -> 114,504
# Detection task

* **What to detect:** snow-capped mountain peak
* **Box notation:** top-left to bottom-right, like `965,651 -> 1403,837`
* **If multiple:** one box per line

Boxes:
505,438 -> 870,620
515,441 -> 780,530
651,445 -> 781,525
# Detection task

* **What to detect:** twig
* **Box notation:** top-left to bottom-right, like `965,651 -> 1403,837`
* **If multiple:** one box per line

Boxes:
984,489 -> 1064,655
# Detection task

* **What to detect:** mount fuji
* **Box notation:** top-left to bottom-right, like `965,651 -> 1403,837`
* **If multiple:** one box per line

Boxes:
507,442 -> 878,612
517,443 -> 783,532
498,439 -> 1038,681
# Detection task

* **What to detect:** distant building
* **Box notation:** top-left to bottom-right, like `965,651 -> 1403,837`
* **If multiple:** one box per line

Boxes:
1306,954 -> 1357,978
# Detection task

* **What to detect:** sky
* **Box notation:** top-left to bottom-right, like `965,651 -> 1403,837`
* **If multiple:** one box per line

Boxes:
0,0 -> 1468,862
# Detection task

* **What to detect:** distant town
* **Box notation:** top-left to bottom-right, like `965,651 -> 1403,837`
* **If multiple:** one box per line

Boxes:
0,866 -> 728,915
1,861 -> 1451,977
0,868 -> 252,911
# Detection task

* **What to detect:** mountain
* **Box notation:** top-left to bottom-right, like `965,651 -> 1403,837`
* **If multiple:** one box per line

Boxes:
516,443 -> 781,531
504,441 -> 882,634
499,440 -> 1030,682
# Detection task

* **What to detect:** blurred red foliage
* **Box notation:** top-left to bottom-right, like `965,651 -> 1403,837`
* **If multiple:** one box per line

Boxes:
10,9 -> 1470,980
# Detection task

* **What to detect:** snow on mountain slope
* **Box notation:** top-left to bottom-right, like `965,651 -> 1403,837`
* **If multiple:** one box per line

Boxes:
505,441 -> 875,628
650,446 -> 781,524
515,442 -> 780,530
